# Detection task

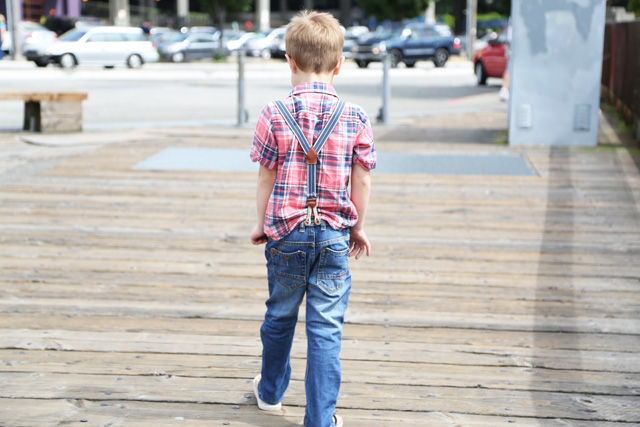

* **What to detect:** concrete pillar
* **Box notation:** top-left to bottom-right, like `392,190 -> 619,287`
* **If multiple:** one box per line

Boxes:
110,0 -> 130,26
426,0 -> 436,24
508,0 -> 606,146
177,0 -> 188,27
256,0 -> 269,31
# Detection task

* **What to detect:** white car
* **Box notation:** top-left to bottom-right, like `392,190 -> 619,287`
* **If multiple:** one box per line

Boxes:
45,26 -> 158,69
1,21 -> 58,57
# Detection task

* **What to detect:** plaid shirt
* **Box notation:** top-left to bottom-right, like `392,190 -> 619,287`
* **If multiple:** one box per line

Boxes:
250,82 -> 376,241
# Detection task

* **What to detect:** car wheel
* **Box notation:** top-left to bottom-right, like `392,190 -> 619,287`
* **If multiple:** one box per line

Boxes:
171,52 -> 185,63
60,53 -> 77,69
260,48 -> 271,60
35,60 -> 49,68
404,61 -> 416,68
356,60 -> 369,69
475,61 -> 488,85
433,48 -> 449,68
389,49 -> 402,68
127,54 -> 143,69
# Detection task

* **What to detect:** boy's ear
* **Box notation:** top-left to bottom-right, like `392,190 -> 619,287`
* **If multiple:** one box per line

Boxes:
333,56 -> 345,76
286,54 -> 298,74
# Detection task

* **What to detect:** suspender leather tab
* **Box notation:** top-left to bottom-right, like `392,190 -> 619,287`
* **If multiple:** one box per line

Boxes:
306,147 -> 318,164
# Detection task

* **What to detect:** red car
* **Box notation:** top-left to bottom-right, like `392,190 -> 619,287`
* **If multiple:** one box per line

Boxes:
473,31 -> 508,85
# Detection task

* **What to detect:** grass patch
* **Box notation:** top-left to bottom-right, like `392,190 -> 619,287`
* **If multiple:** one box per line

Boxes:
212,51 -> 228,63
493,130 -> 508,145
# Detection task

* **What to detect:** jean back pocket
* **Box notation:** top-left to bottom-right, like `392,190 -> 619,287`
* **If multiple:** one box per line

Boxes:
317,247 -> 350,293
270,248 -> 306,290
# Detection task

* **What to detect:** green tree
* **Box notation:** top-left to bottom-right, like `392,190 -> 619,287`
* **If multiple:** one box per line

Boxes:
197,0 -> 253,54
357,0 -> 429,21
628,0 -> 640,16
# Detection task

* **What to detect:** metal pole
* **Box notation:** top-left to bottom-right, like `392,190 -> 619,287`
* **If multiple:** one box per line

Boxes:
381,53 -> 390,125
9,0 -> 21,60
237,50 -> 246,126
466,0 -> 477,59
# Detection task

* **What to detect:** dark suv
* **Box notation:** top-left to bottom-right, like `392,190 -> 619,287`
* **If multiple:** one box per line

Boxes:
353,23 -> 460,68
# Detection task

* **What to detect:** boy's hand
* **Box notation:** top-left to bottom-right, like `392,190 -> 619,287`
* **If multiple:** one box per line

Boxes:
349,228 -> 371,260
250,224 -> 268,245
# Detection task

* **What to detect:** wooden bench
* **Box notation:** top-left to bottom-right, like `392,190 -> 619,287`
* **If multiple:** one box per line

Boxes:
0,91 -> 88,132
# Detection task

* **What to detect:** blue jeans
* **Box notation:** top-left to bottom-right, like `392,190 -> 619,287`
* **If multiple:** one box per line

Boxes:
259,220 -> 351,427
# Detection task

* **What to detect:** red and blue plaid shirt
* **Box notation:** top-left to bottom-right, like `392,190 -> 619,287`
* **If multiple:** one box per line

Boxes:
250,82 -> 377,241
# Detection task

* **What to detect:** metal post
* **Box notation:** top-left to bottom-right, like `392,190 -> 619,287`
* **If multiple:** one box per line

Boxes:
8,0 -> 22,60
381,53 -> 391,125
466,0 -> 477,59
237,50 -> 246,126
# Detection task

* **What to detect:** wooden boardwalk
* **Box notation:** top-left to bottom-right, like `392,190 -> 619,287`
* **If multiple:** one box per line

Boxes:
1,122 -> 639,426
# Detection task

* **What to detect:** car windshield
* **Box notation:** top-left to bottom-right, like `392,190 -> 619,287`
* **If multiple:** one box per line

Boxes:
58,29 -> 88,42
434,25 -> 452,36
167,33 -> 188,43
373,26 -> 403,39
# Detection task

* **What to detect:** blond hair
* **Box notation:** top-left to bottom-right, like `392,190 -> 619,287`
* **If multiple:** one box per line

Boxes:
0,14 -> 5,24
285,10 -> 343,74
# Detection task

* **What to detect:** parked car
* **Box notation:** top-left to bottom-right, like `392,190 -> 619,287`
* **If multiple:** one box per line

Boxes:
38,26 -> 158,69
226,31 -> 254,53
473,31 -> 498,53
269,29 -> 286,58
343,26 -> 369,59
2,21 -> 57,60
353,22 -> 460,68
243,28 -> 286,60
473,29 -> 508,85
157,31 -> 221,62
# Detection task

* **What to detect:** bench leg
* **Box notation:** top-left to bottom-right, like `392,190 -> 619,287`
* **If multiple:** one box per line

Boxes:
40,101 -> 83,132
24,101 -> 42,132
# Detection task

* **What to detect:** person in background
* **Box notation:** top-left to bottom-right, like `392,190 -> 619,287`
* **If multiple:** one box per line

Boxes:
499,18 -> 512,102
140,21 -> 151,36
0,14 -> 7,60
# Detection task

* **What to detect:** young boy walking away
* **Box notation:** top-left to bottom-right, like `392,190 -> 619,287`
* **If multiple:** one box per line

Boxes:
249,10 -> 376,427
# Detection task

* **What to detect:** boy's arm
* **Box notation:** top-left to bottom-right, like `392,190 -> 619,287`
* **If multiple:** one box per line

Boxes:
349,163 -> 372,259
250,165 -> 277,245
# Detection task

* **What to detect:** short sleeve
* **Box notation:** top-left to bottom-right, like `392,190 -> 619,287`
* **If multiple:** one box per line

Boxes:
352,112 -> 377,171
250,104 -> 278,170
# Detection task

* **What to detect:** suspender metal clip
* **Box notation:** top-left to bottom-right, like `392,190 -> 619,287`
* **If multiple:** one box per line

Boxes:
305,197 -> 321,226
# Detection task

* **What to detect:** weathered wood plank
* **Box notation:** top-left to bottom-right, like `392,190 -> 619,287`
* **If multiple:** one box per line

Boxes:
3,398 -> 635,427
1,372 -> 638,421
1,329 -> 639,373
2,349 -> 638,395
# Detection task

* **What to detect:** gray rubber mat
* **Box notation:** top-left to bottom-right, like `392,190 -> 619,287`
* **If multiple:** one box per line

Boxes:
135,148 -> 535,176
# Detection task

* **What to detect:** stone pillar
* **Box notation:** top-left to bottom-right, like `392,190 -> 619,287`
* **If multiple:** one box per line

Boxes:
110,0 -> 130,26
426,0 -> 436,24
508,0 -> 606,146
256,0 -> 269,31
177,0 -> 188,27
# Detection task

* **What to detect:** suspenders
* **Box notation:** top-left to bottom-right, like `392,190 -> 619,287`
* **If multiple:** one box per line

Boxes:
274,99 -> 346,226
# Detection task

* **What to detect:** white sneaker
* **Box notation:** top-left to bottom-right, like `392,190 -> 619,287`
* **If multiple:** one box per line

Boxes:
252,375 -> 282,411
499,87 -> 509,102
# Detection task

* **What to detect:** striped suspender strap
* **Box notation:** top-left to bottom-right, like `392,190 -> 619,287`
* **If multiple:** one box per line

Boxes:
274,99 -> 346,225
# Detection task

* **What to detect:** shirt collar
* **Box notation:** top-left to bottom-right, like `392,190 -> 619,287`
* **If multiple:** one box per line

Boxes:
290,82 -> 339,98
